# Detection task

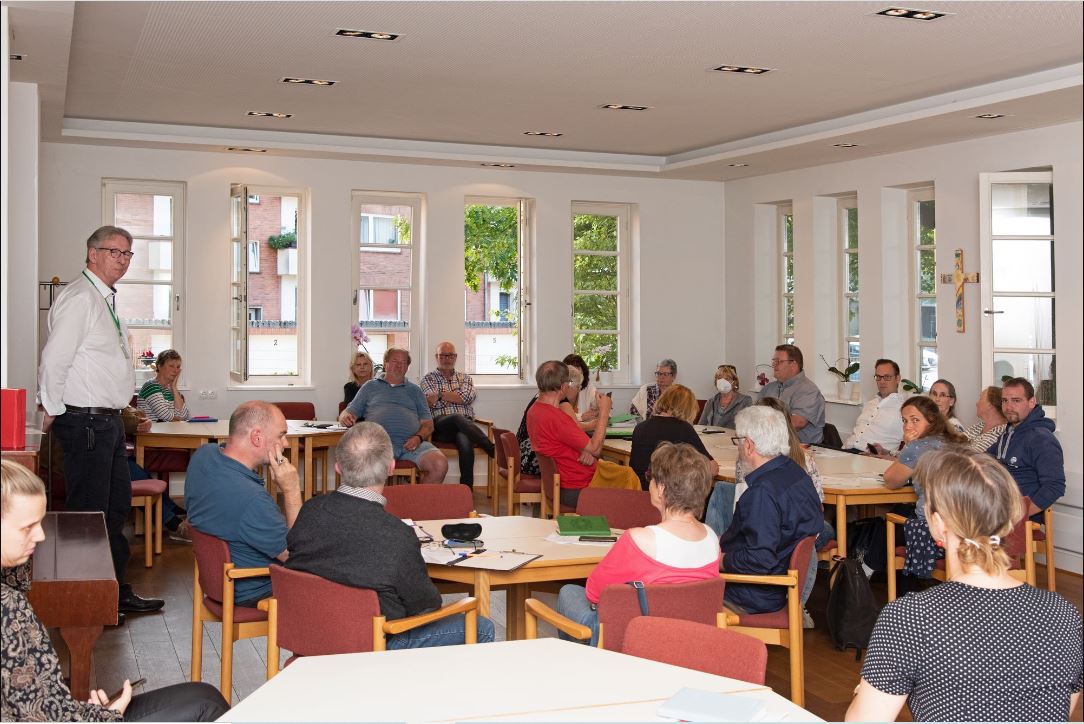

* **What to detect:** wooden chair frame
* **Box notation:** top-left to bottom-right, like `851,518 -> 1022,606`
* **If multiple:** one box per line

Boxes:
505,453 -> 542,517
130,488 -> 163,568
264,596 -> 480,677
720,569 -> 805,707
191,561 -> 274,702
1034,507 -> 1056,591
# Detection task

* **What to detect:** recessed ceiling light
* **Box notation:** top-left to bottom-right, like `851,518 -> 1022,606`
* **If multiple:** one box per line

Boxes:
281,77 -> 337,86
247,111 -> 294,118
833,143 -> 859,148
712,64 -> 773,75
876,7 -> 946,20
600,104 -> 651,111
336,29 -> 400,40
728,163 -> 749,167
226,147 -> 268,153
9,53 -> 26,61
481,163 -> 516,168
975,113 -> 1007,119
523,131 -> 564,137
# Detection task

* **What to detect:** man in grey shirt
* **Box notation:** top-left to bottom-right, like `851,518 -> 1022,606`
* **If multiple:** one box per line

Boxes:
758,344 -> 825,445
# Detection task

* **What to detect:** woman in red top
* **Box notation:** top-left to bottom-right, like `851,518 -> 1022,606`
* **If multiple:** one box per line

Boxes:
556,442 -> 720,645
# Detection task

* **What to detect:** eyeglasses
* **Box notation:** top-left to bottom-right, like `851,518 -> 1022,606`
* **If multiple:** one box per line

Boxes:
655,370 -> 674,377
874,374 -> 898,381
770,359 -> 794,367
437,353 -> 458,359
731,436 -> 747,446
95,247 -> 135,260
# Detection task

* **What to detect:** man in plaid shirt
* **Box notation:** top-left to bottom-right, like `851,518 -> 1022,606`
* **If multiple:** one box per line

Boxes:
420,342 -> 496,488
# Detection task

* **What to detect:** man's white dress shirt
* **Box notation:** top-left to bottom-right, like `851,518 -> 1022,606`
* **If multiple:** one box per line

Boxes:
38,269 -> 135,415
843,391 -> 910,451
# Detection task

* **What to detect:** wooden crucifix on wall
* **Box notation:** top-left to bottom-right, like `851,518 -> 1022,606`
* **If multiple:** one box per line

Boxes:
940,248 -> 980,333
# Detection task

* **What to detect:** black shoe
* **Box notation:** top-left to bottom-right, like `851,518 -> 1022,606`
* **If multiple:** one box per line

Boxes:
113,612 -> 126,626
172,504 -> 187,518
165,515 -> 182,533
119,588 -> 165,614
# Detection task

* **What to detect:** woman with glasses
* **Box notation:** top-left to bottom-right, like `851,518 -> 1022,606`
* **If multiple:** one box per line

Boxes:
882,396 -> 968,586
928,379 -> 964,432
630,358 -> 677,419
847,448 -> 1082,722
344,351 -> 375,406
698,364 -> 752,428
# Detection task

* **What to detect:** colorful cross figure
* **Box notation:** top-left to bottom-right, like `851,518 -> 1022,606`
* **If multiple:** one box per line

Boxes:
940,249 -> 980,333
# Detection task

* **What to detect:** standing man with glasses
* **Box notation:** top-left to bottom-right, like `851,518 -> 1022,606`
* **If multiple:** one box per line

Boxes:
420,342 -> 495,488
38,226 -> 165,618
758,344 -> 826,445
843,358 -> 909,455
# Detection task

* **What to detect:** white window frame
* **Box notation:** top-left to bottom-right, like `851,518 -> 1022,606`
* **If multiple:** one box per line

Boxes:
247,239 -> 261,273
101,178 -> 186,390
228,184 -> 310,387
839,197 -> 859,368
352,191 -> 423,362
571,201 -> 632,384
465,196 -> 531,382
909,188 -> 936,389
979,171 -> 1056,420
779,205 -> 794,345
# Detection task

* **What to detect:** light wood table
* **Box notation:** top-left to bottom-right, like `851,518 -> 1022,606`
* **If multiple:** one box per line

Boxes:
602,426 -> 738,478
222,638 -> 822,722
420,516 -> 611,640
135,421 -> 344,500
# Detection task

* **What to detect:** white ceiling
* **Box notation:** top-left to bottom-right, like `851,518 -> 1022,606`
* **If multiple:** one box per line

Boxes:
7,1 -> 1083,181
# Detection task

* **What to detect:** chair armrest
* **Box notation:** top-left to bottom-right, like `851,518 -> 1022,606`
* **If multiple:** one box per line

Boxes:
886,513 -> 907,526
226,566 -> 271,580
382,596 -> 478,636
719,569 -> 798,588
257,598 -> 274,613
524,598 -> 591,641
474,417 -> 494,429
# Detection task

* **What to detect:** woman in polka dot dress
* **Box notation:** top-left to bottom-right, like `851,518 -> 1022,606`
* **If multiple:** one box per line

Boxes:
846,448 -> 1082,722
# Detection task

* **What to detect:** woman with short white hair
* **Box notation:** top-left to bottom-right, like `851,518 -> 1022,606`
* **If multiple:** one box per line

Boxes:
630,358 -> 677,419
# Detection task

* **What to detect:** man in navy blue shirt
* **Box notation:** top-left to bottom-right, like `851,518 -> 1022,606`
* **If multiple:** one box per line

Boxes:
989,377 -> 1064,516
185,401 -> 302,606
722,406 -> 823,614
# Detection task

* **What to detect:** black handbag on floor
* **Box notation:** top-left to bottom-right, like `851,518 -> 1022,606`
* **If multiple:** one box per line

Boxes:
846,516 -> 888,571
826,556 -> 881,659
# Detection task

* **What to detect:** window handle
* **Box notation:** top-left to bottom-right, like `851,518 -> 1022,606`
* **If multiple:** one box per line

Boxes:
982,309 -> 1004,315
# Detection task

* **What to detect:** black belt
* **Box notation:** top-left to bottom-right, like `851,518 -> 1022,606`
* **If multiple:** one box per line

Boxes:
64,405 -> 123,416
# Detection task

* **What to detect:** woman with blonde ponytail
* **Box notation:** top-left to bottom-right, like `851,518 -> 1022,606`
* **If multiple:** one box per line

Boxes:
847,448 -> 1082,722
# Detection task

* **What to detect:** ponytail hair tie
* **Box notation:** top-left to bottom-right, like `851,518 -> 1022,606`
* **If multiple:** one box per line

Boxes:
962,537 -> 981,548
989,535 -> 1001,546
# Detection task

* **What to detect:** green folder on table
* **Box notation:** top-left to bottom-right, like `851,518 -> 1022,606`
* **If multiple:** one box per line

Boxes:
556,515 -> 612,537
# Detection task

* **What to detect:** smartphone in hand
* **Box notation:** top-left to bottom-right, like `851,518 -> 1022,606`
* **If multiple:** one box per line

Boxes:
106,677 -> 146,706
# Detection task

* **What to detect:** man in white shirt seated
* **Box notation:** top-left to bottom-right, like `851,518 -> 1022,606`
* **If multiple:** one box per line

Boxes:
843,358 -> 909,455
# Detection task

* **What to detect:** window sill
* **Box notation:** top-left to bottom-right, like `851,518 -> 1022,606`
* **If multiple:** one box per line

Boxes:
824,396 -> 862,407
226,384 -> 315,391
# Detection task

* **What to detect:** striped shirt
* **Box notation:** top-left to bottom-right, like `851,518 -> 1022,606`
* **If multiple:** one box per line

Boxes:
138,380 -> 191,421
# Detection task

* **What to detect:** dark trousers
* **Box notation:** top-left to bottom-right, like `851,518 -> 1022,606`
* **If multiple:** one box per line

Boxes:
431,414 -> 492,486
124,682 -> 230,721
51,412 -> 131,585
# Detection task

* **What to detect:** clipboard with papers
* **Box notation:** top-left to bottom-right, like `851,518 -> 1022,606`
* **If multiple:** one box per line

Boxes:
447,550 -> 541,572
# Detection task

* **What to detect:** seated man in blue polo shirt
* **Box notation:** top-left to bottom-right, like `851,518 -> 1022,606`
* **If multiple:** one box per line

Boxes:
721,406 -> 823,614
184,401 -> 302,607
338,347 -> 448,483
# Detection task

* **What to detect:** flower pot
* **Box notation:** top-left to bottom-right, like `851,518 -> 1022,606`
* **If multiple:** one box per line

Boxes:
837,381 -> 854,400
597,370 -> 612,386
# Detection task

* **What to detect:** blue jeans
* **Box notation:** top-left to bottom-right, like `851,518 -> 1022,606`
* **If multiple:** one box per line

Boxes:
556,584 -> 600,646
704,481 -> 737,537
801,519 -> 837,604
386,613 -> 495,649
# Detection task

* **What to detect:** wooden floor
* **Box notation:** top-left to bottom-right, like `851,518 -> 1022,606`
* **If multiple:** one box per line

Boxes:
55,489 -> 1083,721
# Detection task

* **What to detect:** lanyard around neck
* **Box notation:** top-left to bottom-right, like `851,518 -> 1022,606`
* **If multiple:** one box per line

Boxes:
83,270 -> 123,336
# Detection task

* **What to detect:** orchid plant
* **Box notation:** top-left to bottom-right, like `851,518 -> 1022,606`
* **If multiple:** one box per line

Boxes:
755,363 -> 772,388
351,323 -> 370,354
820,354 -> 860,382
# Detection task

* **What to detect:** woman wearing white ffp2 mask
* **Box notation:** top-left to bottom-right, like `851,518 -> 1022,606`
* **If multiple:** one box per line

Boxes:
698,364 -> 752,429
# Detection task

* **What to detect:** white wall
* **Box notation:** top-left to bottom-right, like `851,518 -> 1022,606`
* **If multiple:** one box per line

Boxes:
35,142 -> 726,479
724,122 -> 1084,572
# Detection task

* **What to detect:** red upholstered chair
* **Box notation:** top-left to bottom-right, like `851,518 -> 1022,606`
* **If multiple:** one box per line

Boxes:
390,459 -> 418,484
271,401 -> 317,421
575,488 -> 661,530
499,430 -> 541,516
130,477 -> 166,568
696,398 -> 707,420
721,534 -> 816,706
265,566 -> 480,676
524,577 -> 727,653
383,483 -> 476,520
623,617 -> 768,685
536,452 -> 575,519
189,526 -> 274,702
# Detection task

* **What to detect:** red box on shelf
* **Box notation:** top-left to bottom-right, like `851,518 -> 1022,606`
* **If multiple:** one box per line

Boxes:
1,388 -> 27,449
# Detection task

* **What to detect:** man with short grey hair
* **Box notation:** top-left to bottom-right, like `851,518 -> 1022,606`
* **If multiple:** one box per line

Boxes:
285,423 -> 495,648
721,406 -> 823,614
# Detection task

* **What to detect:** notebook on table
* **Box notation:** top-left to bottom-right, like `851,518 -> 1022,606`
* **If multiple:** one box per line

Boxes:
556,515 -> 611,537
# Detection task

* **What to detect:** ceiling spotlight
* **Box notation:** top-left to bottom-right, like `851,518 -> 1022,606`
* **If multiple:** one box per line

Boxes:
712,64 -> 773,74
247,111 -> 294,118
481,163 -> 516,168
975,113 -> 1006,119
600,104 -> 651,111
728,163 -> 749,167
833,143 -> 859,148
876,7 -> 946,20
336,29 -> 400,40
523,131 -> 564,137
281,77 -> 337,86
226,147 -> 268,153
